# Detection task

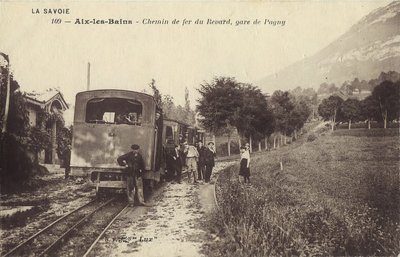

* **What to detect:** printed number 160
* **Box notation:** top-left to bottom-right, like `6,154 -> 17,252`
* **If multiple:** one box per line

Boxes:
51,18 -> 62,24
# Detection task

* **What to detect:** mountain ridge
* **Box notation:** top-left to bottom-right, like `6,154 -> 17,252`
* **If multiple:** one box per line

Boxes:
257,1 -> 400,92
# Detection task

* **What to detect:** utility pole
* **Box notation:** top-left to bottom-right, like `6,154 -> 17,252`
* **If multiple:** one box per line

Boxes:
0,53 -> 10,134
87,62 -> 91,91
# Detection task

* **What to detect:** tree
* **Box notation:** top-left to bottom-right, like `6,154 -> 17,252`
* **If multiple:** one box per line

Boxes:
290,87 -> 318,120
371,80 -> 400,129
360,96 -> 379,129
0,57 -> 34,192
197,77 -> 243,156
318,95 -> 343,131
197,78 -> 275,154
149,79 -> 162,108
197,77 -> 243,133
340,98 -> 361,129
270,90 -> 295,142
161,94 -> 175,119
236,84 -> 275,149
27,127 -> 51,164
340,81 -> 354,95
289,99 -> 311,138
317,82 -> 338,95
183,87 -> 195,124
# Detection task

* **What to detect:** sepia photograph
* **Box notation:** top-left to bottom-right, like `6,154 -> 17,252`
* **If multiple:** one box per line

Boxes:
0,1 -> 399,256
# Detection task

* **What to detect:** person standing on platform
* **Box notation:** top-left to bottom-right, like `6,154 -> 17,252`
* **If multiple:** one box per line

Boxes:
117,144 -> 146,206
63,145 -> 71,179
239,146 -> 250,183
183,142 -> 199,184
204,142 -> 216,183
197,141 -> 207,182
172,144 -> 184,183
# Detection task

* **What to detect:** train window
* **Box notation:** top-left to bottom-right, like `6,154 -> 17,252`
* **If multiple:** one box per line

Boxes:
86,98 -> 143,125
165,126 -> 174,143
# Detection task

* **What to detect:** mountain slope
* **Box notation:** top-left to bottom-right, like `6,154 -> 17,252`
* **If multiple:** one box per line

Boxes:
257,1 -> 400,91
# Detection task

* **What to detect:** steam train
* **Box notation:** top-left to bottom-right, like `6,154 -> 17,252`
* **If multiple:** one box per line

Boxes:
70,89 -> 205,195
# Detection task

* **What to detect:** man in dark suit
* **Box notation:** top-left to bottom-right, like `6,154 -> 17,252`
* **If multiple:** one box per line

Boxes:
197,141 -> 207,181
117,144 -> 145,206
171,144 -> 184,183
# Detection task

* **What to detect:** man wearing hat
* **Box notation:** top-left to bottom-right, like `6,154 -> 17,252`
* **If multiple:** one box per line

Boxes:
204,142 -> 216,183
183,141 -> 199,184
117,144 -> 145,206
171,144 -> 184,183
197,141 -> 207,181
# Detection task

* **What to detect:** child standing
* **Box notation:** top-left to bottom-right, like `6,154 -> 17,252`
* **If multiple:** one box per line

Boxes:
239,146 -> 250,183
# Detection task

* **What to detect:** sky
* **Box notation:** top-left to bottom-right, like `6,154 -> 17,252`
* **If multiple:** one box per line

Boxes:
0,0 -> 392,116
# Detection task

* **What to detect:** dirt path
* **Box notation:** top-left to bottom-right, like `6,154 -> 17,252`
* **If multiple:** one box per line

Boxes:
90,161 -> 235,257
0,161 -> 235,256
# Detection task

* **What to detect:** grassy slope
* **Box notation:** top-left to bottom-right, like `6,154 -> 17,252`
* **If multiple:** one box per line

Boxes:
207,128 -> 399,256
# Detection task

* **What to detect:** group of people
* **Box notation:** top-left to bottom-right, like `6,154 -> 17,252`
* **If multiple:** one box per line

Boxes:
117,140 -> 216,206
115,112 -> 142,125
166,141 -> 216,184
117,140 -> 252,206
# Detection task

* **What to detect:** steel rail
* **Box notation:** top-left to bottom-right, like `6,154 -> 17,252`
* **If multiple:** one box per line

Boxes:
82,203 -> 130,257
213,169 -> 220,210
37,197 -> 116,257
3,198 -> 99,257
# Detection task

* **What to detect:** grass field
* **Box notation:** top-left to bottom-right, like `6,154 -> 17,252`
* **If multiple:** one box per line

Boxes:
205,127 -> 399,256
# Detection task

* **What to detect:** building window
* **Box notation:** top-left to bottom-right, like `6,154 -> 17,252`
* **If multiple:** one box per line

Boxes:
86,98 -> 143,125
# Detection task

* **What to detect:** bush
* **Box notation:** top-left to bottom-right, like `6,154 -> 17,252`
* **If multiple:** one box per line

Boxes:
307,134 -> 317,142
0,133 -> 34,193
216,141 -> 240,157
57,126 -> 72,163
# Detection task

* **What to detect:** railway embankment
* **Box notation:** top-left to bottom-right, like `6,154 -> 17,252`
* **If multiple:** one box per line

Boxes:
205,127 -> 399,256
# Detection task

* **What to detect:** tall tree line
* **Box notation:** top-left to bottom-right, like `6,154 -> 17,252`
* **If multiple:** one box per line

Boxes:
149,79 -> 196,125
318,80 -> 400,130
317,71 -> 400,95
196,77 -> 313,153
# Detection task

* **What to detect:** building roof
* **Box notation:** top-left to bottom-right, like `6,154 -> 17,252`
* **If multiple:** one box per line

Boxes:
24,88 -> 69,110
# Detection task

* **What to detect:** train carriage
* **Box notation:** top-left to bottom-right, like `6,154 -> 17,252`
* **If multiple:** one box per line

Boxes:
162,119 -> 205,176
162,118 -> 205,150
70,90 -> 163,193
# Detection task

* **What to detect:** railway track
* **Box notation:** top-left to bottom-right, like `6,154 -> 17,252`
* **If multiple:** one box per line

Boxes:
4,196 -> 129,257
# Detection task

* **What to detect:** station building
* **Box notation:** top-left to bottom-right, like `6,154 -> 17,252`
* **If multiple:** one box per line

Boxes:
24,88 -> 69,165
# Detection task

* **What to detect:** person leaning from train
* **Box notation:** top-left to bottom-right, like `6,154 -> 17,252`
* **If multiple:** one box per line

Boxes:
204,142 -> 216,183
197,141 -> 207,182
117,144 -> 146,206
171,144 -> 184,183
183,141 -> 199,184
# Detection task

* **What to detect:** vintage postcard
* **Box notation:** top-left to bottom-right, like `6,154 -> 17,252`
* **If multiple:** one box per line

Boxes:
1,1 -> 399,256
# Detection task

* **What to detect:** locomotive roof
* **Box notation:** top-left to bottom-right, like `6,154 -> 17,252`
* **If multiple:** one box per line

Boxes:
76,89 -> 156,102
